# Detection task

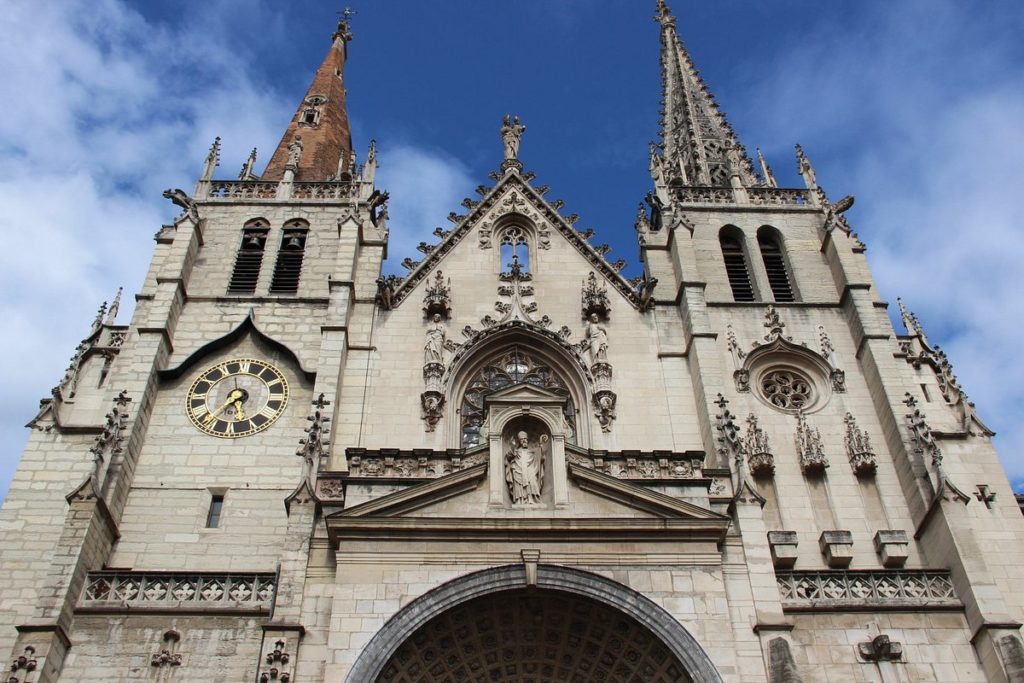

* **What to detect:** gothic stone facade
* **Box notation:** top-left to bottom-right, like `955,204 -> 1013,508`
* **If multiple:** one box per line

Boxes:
2,6 -> 1024,683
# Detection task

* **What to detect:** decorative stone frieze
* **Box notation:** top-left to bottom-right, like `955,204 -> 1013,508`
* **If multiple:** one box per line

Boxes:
843,412 -> 877,475
768,530 -> 799,569
744,414 -> 775,477
873,530 -> 910,568
794,410 -> 828,474
80,572 -> 276,614
777,569 -> 958,610
818,530 -> 854,568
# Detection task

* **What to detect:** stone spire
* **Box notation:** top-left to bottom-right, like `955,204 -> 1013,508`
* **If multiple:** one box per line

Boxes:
261,11 -> 355,182
654,0 -> 757,187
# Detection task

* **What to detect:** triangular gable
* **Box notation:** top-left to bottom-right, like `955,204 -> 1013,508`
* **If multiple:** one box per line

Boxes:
388,169 -> 644,310
567,463 -> 729,520
331,463 -> 487,518
483,382 -> 567,405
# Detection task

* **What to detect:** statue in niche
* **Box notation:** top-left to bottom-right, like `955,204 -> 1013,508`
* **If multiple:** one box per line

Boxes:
424,314 -> 446,365
505,429 -> 547,504
500,114 -> 526,160
584,313 -> 609,365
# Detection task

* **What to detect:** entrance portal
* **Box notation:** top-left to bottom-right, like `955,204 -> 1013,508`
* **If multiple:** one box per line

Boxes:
375,588 -> 693,682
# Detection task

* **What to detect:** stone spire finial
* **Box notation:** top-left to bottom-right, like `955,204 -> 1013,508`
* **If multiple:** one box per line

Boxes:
238,148 -> 258,180
795,144 -> 817,189
199,136 -> 220,182
261,14 -> 354,182
653,1 -> 756,188
757,148 -> 777,188
105,287 -> 123,325
334,7 -> 356,43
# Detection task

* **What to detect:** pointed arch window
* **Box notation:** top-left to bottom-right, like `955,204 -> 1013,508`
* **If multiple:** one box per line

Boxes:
719,226 -> 754,302
269,221 -> 308,295
227,220 -> 269,294
757,227 -> 795,302
499,226 -> 530,273
459,347 -> 575,448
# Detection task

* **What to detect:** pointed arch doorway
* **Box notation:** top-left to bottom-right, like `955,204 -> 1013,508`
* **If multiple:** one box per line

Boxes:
344,565 -> 723,683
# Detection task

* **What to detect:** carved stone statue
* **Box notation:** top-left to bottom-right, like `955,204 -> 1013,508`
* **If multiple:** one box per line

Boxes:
424,314 -> 446,365
584,313 -> 609,365
286,135 -> 304,167
505,430 -> 546,504
500,115 -> 526,160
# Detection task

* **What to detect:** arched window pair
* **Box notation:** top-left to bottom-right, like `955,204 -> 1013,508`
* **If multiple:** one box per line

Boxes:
228,219 -> 309,295
719,226 -> 794,302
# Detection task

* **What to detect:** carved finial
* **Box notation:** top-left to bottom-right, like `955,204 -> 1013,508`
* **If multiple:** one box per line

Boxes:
238,148 -> 258,180
844,412 -> 877,475
794,409 -> 828,474
903,393 -> 971,504
581,272 -> 611,321
654,0 -> 675,26
105,287 -> 123,325
756,148 -> 777,188
297,394 -> 332,486
744,414 -> 775,477
423,270 -> 452,319
763,305 -> 787,342
334,8 -> 356,42
200,136 -> 221,182
896,297 -> 928,344
91,301 -> 108,335
795,143 -> 817,189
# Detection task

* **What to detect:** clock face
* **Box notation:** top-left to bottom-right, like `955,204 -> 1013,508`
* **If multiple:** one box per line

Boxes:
185,358 -> 289,438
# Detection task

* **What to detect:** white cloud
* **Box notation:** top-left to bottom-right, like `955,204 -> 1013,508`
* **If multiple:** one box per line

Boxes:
0,0 -> 291,496
376,145 -> 476,274
737,0 -> 1024,487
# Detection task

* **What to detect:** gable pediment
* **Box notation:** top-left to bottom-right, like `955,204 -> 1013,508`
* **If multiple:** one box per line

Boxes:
325,456 -> 730,547
483,382 -> 567,406
386,169 -> 645,311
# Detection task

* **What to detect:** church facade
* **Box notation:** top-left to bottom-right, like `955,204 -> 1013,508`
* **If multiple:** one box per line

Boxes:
2,4 -> 1023,682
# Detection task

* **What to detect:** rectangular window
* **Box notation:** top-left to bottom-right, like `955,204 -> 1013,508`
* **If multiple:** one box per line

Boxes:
206,494 -> 225,528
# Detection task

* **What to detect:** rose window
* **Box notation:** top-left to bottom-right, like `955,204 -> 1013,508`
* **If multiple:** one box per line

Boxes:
760,369 -> 813,410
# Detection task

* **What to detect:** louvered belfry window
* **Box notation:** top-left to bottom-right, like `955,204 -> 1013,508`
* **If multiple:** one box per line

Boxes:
269,227 -> 308,294
719,228 -> 754,302
227,224 -> 268,294
758,227 -> 794,302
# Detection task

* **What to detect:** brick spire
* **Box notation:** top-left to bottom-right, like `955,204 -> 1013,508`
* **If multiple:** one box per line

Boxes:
261,13 -> 355,182
654,0 -> 756,187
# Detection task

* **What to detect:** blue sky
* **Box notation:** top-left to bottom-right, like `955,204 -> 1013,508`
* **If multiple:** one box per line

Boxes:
1,0 -> 1023,497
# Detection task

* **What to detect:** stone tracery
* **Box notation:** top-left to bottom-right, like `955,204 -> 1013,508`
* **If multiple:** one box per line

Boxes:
459,347 -> 577,448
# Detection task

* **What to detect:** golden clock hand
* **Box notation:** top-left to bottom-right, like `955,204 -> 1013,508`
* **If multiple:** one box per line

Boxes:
204,389 -> 244,424
232,400 -> 247,420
